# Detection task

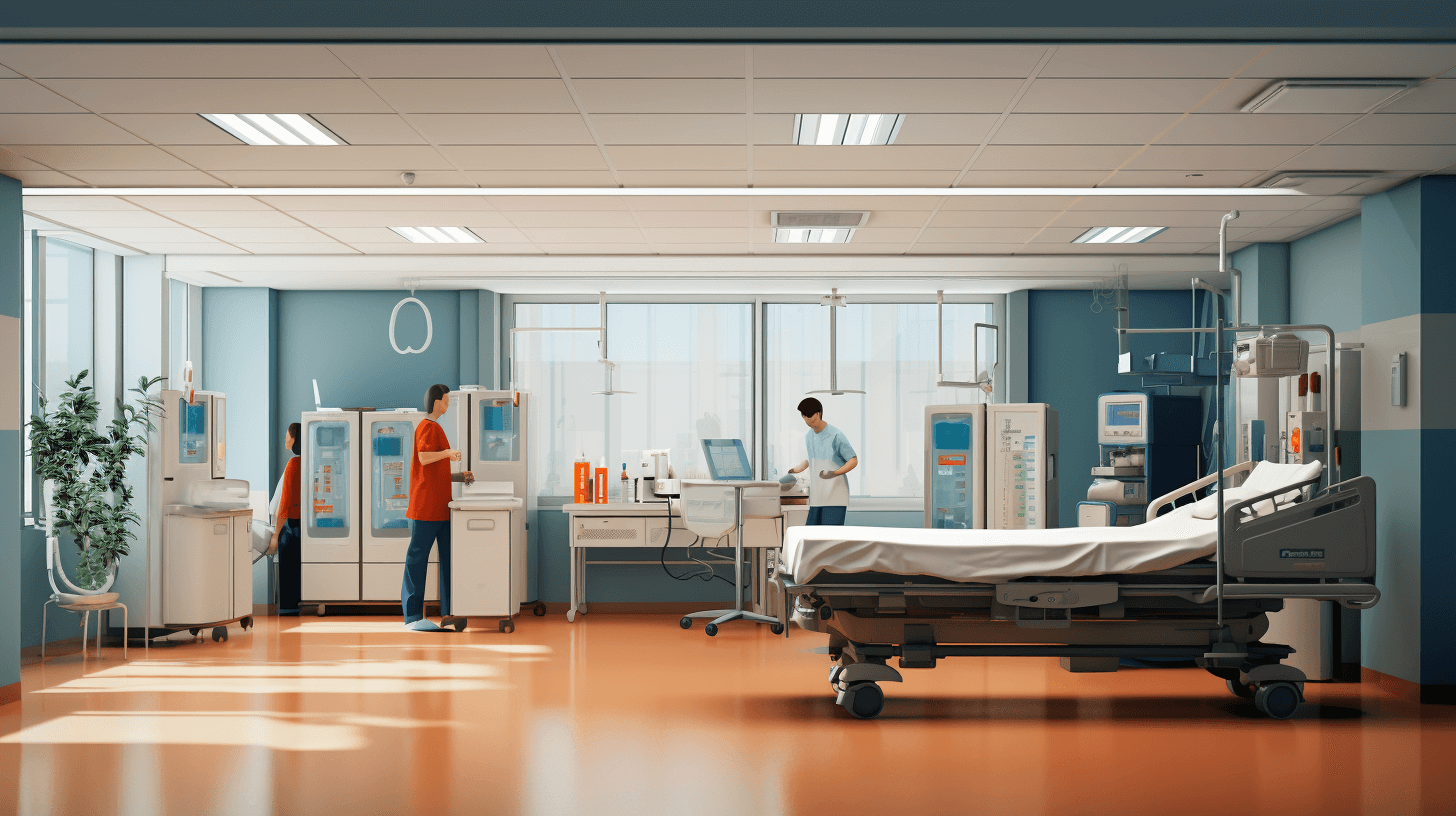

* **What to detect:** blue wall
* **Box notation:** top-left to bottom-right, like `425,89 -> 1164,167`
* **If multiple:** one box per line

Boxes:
2,173 -> 21,691
1290,215 -> 1361,335
1027,290 -> 1199,526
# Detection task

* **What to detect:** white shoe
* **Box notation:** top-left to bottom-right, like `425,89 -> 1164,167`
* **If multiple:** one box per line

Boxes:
405,619 -> 443,632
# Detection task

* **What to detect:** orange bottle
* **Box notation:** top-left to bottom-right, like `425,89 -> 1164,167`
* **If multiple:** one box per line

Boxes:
594,464 -> 609,503
574,455 -> 591,504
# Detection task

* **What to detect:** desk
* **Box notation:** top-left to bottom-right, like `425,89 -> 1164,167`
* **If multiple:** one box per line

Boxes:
561,500 -> 799,622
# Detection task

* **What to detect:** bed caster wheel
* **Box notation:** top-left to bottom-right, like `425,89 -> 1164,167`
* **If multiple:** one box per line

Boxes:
840,682 -> 885,719
533,603 -> 547,617
1255,682 -> 1302,719
579,603 -> 590,615
212,627 -> 228,642
818,605 -> 832,621
680,617 -> 693,630
498,619 -> 514,634
770,622 -> 785,635
1227,679 -> 1255,699
189,628 -> 200,637
704,623 -> 719,637
566,609 -> 576,623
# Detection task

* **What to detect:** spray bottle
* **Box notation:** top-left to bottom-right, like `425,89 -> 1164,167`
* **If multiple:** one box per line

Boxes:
574,452 -> 591,504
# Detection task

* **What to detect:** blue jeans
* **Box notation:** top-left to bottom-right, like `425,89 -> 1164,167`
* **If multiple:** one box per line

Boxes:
807,506 -> 847,526
277,519 -> 301,610
402,518 -> 451,622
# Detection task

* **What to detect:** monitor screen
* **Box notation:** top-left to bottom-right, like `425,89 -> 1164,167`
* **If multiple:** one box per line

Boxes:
1105,402 -> 1142,427
701,438 -> 753,481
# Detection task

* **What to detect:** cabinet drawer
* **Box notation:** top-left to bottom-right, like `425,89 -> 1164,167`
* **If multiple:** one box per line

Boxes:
361,562 -> 438,602
302,563 -> 359,601
573,516 -> 646,547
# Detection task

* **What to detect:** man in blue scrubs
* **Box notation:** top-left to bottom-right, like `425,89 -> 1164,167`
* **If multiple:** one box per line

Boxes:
786,397 -> 858,525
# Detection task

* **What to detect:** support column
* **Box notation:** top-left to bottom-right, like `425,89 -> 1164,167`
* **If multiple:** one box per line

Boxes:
1,173 -> 22,703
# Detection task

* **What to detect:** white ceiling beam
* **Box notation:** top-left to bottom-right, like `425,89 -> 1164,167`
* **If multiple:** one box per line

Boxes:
23,185 -> 1309,198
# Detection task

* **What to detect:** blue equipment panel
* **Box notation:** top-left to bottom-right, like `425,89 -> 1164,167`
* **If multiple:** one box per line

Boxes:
929,413 -> 975,529
371,421 -> 413,531
178,397 -> 209,464
309,420 -> 351,537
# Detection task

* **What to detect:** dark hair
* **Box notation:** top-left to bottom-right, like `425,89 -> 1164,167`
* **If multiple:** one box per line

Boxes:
797,397 -> 823,418
425,384 -> 451,413
287,422 -> 301,456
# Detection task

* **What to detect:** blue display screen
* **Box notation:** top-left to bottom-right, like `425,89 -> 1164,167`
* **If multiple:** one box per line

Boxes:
1106,402 -> 1141,427
933,420 -> 972,451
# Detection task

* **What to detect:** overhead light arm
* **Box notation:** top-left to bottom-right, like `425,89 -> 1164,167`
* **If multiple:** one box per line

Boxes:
507,291 -> 632,395
936,290 -> 997,394
807,288 -> 865,397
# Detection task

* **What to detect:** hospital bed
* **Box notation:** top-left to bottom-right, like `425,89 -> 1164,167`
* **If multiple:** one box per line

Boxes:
775,460 -> 1378,720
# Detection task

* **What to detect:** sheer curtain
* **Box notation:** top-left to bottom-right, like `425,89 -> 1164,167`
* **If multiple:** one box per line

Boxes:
513,303 -> 752,497
764,302 -> 993,498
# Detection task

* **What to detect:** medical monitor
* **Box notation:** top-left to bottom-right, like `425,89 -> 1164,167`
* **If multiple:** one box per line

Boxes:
701,438 -> 754,481
1098,392 -> 1149,445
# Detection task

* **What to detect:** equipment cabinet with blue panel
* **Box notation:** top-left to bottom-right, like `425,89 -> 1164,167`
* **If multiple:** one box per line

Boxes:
1084,392 -> 1203,525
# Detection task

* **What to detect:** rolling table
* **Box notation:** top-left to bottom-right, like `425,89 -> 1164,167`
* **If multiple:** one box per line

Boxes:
677,479 -> 785,636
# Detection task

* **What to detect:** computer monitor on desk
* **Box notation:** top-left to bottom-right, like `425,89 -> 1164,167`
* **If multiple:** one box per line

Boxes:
701,438 -> 753,481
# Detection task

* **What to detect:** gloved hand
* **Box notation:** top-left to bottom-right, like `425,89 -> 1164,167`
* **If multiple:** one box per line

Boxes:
778,473 -> 797,485
819,470 -> 838,480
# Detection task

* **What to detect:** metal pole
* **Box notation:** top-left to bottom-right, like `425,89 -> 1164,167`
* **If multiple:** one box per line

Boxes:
1215,317 -> 1225,629
936,290 -> 945,385
828,289 -> 838,393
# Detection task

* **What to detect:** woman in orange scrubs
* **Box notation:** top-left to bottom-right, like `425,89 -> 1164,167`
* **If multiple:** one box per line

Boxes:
402,384 -> 473,631
269,422 -> 302,615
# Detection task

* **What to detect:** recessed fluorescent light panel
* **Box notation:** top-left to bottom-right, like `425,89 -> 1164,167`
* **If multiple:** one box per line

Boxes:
794,114 -> 903,146
1240,79 -> 1419,114
390,227 -> 484,244
773,228 -> 854,243
201,114 -> 343,146
1072,226 -> 1167,245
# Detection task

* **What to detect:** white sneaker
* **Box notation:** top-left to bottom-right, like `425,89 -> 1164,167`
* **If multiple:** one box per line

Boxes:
405,619 -> 443,632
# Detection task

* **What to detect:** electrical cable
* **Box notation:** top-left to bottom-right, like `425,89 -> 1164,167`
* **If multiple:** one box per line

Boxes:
656,499 -> 734,587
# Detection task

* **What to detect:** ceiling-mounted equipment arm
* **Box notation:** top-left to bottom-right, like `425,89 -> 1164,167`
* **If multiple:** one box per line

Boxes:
935,290 -> 997,394
808,288 -> 865,396
507,290 -> 632,395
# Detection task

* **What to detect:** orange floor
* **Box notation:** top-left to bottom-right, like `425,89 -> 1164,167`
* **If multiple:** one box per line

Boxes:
2,613 -> 1454,816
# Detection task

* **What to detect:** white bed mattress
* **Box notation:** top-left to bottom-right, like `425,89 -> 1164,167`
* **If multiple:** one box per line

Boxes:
781,461 -> 1322,584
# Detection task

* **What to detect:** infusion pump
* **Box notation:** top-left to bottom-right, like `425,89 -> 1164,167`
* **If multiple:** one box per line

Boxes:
1098,392 -> 1148,445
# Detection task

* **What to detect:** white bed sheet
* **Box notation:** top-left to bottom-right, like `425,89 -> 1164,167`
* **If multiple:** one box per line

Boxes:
781,461 -> 1322,584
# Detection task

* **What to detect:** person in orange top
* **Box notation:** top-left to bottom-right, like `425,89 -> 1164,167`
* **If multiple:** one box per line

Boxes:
403,384 -> 473,631
269,422 -> 303,615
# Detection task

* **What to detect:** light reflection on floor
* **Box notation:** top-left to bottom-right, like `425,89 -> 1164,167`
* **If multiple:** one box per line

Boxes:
2,613 -> 1454,816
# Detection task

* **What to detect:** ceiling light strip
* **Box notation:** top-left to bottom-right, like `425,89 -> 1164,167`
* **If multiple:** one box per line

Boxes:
25,187 -> 1309,198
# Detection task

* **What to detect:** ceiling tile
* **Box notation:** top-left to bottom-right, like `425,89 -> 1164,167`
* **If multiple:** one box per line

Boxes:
753,79 -> 1021,114
37,210 -> 188,229
631,210 -> 750,228
1040,45 -> 1267,78
100,114 -> 246,145
208,169 -> 473,187
519,228 -> 646,243
929,210 -> 1059,228
752,169 -> 961,186
7,144 -> 195,170
1277,144 -> 1456,171
255,195 -> 497,211
754,195 -> 936,210
1246,44 -> 1456,79
318,226 -> 535,244
486,196 -> 625,210
1326,114 -> 1456,144
955,170 -> 1111,186
754,145 -> 973,171
751,45 -> 1045,78
1377,80 -> 1456,113
1124,144 -> 1305,171
1267,208 -> 1360,228
469,170 -> 620,187
0,114 -> 145,145
234,242 -> 360,254
893,114 -> 999,145
1073,194 -> 1315,211
908,243 -> 1025,254
760,241 -> 911,253
606,145 -> 746,170
290,210 -> 517,229
168,145 -> 453,171
0,45 -> 354,78
628,196 -> 751,211
367,79 -> 575,114
938,195 -> 1079,210
24,195 -> 142,211
132,243 -> 249,254
0,64 -> 20,78
0,147 -> 51,172
341,242 -> 543,254
751,114 -> 795,145
1027,227 -> 1095,243
159,210 -> 308,228
1100,170 -> 1265,186
1295,195 -> 1363,210
1024,242 -> 1215,254
1158,113 -> 1359,145
328,45 -> 559,78
615,171 -> 750,186
0,79 -> 87,113
503,210 -> 641,228
838,210 -> 933,228
651,243 -> 752,254
194,227 -> 330,243
37,79 -> 393,113
539,244 -> 654,254
440,145 -> 606,170
407,114 -> 593,145
1050,209 -> 1291,228
918,227 -> 1044,243
848,227 -> 923,242
640,227 -> 749,243
973,145 -> 1142,171
123,195 -> 274,210
592,114 -> 746,145
992,114 -> 1180,145
556,46 -> 746,78
1016,79 -> 1225,114
1197,79 -> 1284,114
573,79 -> 746,114
79,226 -> 213,242
311,114 -> 427,145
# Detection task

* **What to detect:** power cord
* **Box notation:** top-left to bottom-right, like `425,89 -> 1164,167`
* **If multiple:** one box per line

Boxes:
657,501 -> 735,587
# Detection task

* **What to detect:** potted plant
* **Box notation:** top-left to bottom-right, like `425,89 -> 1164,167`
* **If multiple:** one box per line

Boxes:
29,371 -> 164,595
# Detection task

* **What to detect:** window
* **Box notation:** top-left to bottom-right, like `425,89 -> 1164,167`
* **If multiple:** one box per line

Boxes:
764,301 -> 994,499
512,302 -> 753,497
24,235 -> 96,518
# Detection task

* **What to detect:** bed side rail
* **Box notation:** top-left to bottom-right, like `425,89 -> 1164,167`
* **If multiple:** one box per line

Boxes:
1222,475 -> 1377,582
1146,460 -> 1256,518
